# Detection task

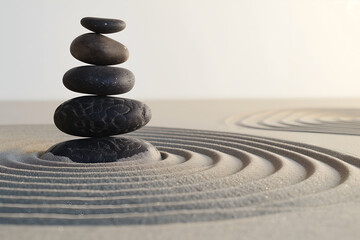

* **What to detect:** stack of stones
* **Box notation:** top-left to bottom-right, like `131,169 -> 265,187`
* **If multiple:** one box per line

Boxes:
43,17 -> 160,163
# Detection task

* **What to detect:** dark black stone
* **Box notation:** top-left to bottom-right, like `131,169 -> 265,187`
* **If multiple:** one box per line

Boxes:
81,17 -> 126,34
54,96 -> 151,137
42,137 -> 160,163
63,66 -> 135,95
70,33 -> 129,65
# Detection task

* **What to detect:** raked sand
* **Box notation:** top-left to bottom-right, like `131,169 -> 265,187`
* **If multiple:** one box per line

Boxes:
1,99 -> 360,239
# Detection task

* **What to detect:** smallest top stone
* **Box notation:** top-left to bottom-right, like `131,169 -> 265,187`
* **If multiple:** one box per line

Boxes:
81,17 -> 126,34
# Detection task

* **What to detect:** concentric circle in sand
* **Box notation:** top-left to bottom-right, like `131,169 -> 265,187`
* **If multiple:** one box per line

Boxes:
0,127 -> 359,225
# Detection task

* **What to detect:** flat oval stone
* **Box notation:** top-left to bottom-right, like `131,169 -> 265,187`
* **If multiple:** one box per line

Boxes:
42,137 -> 161,163
81,17 -> 126,34
63,66 -> 135,95
54,96 -> 151,137
70,33 -> 129,65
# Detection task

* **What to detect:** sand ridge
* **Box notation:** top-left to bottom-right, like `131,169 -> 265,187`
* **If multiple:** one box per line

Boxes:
0,126 -> 359,225
226,108 -> 360,135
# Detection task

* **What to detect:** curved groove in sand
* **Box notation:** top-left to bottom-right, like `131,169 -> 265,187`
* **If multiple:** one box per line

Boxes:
0,126 -> 359,225
226,108 -> 360,135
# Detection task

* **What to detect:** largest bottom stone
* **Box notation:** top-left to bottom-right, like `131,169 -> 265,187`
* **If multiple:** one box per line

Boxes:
41,136 -> 161,163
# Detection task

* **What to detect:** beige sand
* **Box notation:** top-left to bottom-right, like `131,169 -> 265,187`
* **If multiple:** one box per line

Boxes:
1,99 -> 360,239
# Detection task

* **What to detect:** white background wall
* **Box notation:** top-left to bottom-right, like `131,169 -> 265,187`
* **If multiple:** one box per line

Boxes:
0,0 -> 360,101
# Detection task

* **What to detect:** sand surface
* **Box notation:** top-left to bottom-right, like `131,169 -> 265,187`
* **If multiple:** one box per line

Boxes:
1,99 -> 360,239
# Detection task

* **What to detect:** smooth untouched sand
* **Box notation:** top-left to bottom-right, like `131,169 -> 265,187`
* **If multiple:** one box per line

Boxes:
1,99 -> 360,239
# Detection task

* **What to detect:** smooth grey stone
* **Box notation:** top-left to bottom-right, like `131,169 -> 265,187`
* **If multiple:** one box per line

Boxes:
81,17 -> 126,34
42,137 -> 161,163
54,96 -> 151,137
63,66 -> 135,95
70,33 -> 129,65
